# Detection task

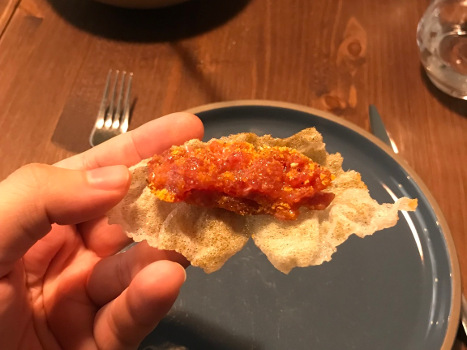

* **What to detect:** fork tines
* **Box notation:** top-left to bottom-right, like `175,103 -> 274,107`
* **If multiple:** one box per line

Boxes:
90,70 -> 133,147
101,69 -> 133,132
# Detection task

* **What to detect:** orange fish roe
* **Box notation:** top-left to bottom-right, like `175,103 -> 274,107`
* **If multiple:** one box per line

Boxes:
147,141 -> 335,220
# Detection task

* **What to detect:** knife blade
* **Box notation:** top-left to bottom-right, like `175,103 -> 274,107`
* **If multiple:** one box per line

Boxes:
368,105 -> 399,153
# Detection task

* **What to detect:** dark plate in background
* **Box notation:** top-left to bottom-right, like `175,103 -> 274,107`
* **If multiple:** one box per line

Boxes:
139,101 -> 461,350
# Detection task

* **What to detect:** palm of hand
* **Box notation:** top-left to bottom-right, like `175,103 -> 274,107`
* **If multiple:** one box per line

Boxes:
3,218 -> 188,350
7,225 -> 100,349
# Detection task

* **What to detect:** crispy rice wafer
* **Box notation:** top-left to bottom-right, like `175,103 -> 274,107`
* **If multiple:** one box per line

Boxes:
107,128 -> 417,273
107,160 -> 249,273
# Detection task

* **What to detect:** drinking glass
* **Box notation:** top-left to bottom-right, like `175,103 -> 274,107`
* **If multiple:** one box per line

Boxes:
417,0 -> 467,99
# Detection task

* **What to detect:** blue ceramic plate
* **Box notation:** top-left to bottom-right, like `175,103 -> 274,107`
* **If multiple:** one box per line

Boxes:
140,101 -> 461,350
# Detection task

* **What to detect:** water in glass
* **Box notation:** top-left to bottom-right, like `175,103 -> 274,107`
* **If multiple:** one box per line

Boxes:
417,0 -> 467,99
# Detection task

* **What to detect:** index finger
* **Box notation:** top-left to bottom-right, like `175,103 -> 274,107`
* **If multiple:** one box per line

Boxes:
56,112 -> 204,170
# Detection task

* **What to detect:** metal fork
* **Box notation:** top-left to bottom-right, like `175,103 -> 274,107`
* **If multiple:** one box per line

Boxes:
89,70 -> 133,147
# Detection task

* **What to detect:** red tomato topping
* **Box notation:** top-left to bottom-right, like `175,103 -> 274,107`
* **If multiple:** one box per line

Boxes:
147,141 -> 335,220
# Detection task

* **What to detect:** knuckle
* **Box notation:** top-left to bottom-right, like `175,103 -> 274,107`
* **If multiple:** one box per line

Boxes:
1,164 -> 53,242
14,163 -> 50,183
116,256 -> 132,291
11,164 -> 53,197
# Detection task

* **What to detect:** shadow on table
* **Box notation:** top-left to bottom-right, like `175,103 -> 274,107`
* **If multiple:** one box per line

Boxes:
47,0 -> 251,42
419,66 -> 467,118
139,311 -> 262,350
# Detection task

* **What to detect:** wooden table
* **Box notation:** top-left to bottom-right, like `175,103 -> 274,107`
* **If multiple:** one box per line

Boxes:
0,0 -> 465,348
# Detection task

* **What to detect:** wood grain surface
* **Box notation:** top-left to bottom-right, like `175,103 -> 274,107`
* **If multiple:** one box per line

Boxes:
0,0 -> 466,348
0,0 -> 19,35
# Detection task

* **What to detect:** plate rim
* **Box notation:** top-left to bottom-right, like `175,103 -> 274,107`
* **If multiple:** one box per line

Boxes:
186,99 -> 461,349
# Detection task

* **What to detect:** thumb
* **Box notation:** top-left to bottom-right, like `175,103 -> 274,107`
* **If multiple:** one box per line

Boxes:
0,163 -> 130,277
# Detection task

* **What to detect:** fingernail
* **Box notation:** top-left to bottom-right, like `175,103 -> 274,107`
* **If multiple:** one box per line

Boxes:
86,165 -> 130,190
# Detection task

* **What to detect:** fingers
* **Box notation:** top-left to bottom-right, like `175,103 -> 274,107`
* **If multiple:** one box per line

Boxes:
0,164 -> 130,277
55,112 -> 203,256
56,112 -> 204,170
78,217 -> 132,257
87,242 -> 188,306
93,260 -> 185,350
65,112 -> 203,257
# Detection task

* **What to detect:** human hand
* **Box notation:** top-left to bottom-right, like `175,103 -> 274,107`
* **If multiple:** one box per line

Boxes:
0,113 -> 204,350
